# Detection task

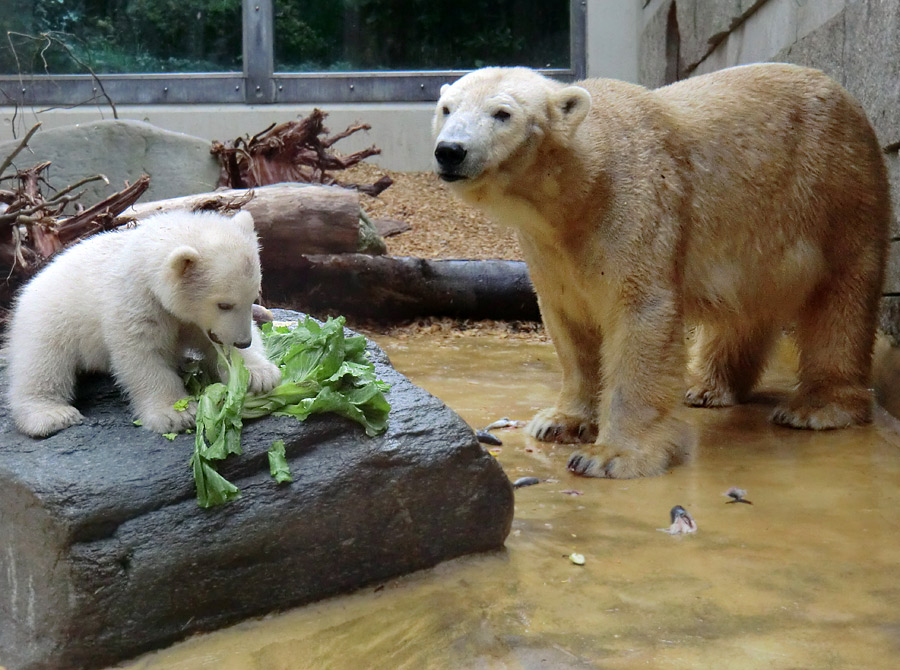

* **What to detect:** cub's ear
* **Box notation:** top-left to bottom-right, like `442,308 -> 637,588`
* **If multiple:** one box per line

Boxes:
440,83 -> 450,97
231,210 -> 255,234
166,245 -> 201,279
549,85 -> 592,136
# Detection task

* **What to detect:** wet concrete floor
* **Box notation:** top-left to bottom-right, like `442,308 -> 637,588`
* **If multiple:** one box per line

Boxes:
119,334 -> 900,670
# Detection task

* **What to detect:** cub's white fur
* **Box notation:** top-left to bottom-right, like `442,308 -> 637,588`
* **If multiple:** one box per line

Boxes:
6,209 -> 281,437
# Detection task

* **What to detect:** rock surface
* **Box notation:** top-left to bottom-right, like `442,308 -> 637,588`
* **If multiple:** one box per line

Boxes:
0,119 -> 221,204
0,311 -> 514,670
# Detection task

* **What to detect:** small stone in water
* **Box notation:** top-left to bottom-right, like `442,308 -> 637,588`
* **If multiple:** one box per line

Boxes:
513,476 -> 540,489
476,430 -> 502,446
569,552 -> 586,565
724,486 -> 753,505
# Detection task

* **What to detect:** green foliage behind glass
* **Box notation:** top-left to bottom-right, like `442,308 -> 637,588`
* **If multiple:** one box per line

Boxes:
1,0 -> 242,75
274,0 -> 569,72
1,0 -> 568,75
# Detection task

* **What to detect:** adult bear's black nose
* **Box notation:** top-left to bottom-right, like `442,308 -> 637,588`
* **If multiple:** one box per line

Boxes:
434,141 -> 467,168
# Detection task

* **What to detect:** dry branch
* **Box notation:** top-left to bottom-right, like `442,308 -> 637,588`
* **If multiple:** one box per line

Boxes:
0,127 -> 151,314
210,109 -> 393,197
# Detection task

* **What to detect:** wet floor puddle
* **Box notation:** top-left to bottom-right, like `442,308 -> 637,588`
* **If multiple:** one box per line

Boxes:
118,334 -> 900,670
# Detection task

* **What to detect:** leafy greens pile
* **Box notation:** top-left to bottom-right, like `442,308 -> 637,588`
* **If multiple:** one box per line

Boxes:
186,316 -> 391,508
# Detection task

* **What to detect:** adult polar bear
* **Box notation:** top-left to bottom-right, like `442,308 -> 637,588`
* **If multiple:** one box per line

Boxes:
7,210 -> 281,437
433,63 -> 890,478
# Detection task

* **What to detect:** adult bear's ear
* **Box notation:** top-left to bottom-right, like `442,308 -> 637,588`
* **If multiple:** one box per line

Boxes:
231,210 -> 255,234
549,85 -> 591,137
167,245 -> 200,279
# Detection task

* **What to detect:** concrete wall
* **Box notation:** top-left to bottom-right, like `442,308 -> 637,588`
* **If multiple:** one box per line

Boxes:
0,2 -> 641,173
639,0 -> 900,337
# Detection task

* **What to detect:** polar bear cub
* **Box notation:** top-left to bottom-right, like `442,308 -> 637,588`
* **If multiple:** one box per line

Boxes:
433,64 -> 890,478
6,209 -> 281,437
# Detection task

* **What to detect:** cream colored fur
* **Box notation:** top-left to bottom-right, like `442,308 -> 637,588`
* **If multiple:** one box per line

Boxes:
433,64 -> 890,478
6,210 -> 281,437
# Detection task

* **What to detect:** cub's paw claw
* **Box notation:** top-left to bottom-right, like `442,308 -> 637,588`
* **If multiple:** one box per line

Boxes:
140,403 -> 197,434
527,408 -> 597,444
14,403 -> 84,438
247,361 -> 281,394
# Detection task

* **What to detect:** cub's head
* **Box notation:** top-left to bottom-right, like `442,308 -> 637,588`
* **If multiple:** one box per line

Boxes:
160,210 -> 262,349
432,67 -> 591,190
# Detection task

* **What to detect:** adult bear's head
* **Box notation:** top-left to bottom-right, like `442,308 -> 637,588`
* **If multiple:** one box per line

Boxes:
432,67 -> 591,191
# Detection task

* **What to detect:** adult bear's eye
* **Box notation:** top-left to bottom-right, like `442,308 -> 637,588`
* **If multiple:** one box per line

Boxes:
442,106 -> 450,116
493,109 -> 511,121
217,303 -> 234,311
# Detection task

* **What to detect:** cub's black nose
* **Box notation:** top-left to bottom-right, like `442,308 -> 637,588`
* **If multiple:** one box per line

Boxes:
234,339 -> 252,349
434,141 -> 467,168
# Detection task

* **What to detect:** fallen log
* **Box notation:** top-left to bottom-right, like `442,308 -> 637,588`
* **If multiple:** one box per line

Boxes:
122,183 -> 366,264
263,254 -> 540,322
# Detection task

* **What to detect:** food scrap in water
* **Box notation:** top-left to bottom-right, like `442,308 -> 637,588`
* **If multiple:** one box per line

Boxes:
569,552 -> 586,565
483,417 -> 527,431
559,489 -> 583,496
476,430 -> 503,446
724,487 -> 753,505
513,476 -> 541,489
658,505 -> 697,535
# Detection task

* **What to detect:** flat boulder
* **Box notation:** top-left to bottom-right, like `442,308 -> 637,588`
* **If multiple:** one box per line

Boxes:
0,311 -> 513,670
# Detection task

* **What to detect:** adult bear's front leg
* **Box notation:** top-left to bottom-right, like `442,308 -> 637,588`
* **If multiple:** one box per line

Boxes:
567,287 -> 695,478
525,280 -> 602,444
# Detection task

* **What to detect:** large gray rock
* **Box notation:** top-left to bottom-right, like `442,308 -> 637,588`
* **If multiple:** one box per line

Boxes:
0,311 -> 514,670
0,119 -> 220,203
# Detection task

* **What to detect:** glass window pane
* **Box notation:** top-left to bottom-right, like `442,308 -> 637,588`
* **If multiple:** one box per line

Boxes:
274,0 -> 570,72
0,0 -> 242,75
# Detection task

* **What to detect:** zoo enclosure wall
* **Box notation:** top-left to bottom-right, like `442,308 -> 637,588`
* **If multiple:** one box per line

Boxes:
639,0 -> 900,337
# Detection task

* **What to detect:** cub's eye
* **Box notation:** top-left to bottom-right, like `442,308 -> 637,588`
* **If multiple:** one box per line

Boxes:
493,109 -> 511,121
442,106 -> 451,116
217,303 -> 234,311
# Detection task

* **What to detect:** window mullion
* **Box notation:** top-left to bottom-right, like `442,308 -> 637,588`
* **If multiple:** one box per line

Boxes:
243,0 -> 275,103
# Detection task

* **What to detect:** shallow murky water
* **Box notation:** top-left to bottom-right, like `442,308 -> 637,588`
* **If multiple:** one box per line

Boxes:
118,334 -> 900,670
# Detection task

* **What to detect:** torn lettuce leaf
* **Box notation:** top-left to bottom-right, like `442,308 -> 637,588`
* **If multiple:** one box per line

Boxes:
186,316 -> 390,508
268,439 -> 293,484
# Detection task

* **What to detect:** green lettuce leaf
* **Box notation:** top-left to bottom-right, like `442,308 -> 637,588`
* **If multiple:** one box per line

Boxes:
268,439 -> 293,484
186,316 -> 391,508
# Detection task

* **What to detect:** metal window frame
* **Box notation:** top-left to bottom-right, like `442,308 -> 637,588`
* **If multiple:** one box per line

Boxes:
0,0 -> 586,107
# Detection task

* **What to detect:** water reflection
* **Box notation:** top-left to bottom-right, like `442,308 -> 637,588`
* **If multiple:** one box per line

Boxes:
119,334 -> 900,670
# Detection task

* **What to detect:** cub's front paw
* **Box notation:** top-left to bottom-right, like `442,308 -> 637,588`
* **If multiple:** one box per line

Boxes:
139,402 -> 197,434
14,402 -> 84,438
526,407 -> 597,443
246,360 -> 281,394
